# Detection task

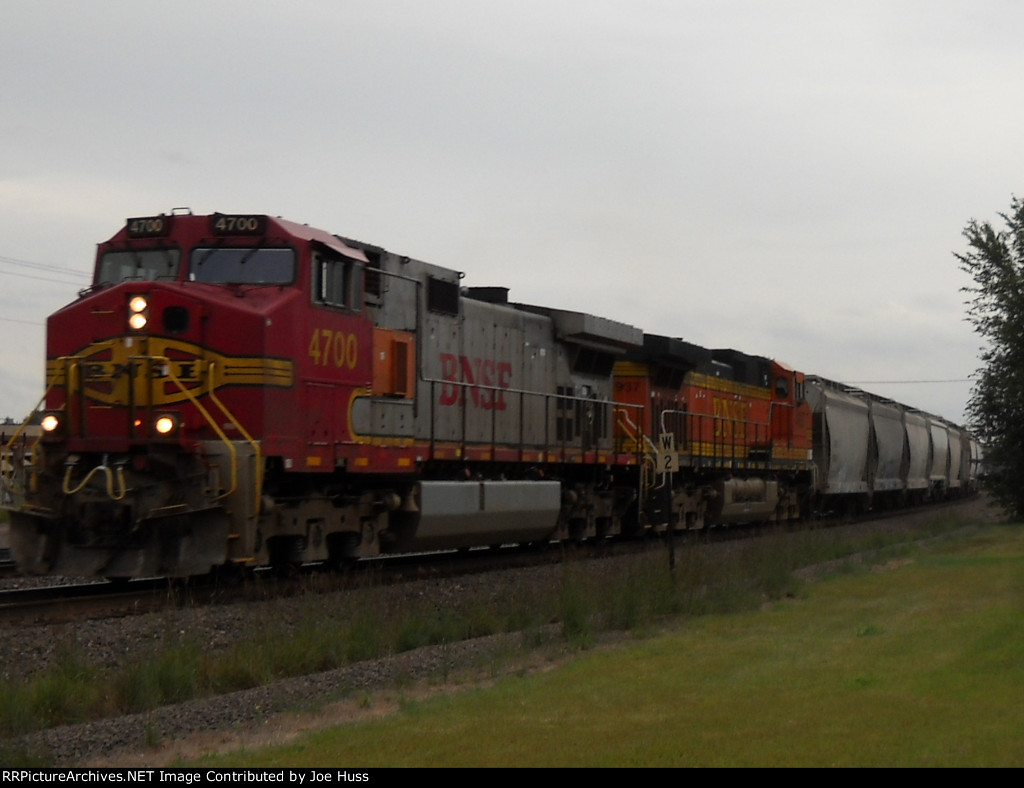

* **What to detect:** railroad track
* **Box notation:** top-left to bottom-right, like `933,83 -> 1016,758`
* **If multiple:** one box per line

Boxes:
0,496 -> 988,626
0,577 -> 206,625
0,536 -> 623,626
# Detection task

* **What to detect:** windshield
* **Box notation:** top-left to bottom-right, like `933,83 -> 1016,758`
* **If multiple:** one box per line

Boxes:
190,247 -> 295,285
97,249 -> 181,285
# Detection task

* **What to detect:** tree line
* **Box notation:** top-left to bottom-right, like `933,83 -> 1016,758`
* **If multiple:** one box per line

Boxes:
957,195 -> 1024,519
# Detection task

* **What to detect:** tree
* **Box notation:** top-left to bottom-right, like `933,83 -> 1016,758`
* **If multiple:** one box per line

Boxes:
957,195 -> 1024,519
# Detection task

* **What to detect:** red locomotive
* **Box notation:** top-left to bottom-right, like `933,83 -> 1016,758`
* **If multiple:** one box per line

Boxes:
0,210 -> 964,579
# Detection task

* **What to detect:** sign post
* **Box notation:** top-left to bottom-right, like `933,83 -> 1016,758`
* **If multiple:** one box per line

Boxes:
657,433 -> 677,572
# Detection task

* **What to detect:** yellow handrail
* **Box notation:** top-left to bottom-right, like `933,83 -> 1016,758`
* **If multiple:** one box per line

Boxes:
2,356 -> 76,498
145,357 -> 261,518
145,356 -> 238,503
614,406 -> 660,495
204,361 -> 262,519
3,353 -> 262,519
62,463 -> 126,500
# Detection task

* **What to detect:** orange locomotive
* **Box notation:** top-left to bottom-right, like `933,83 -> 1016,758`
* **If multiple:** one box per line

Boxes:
613,337 -> 812,531
2,210 -> 815,578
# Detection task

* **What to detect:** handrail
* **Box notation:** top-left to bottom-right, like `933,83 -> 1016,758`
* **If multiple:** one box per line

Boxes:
658,407 -> 774,466
62,463 -> 126,500
614,405 -> 661,496
615,406 -> 659,455
204,361 -> 262,518
1,356 -> 74,498
145,356 -> 241,505
3,353 -> 262,515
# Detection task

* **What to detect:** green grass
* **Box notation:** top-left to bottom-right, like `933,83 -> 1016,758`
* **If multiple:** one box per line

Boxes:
191,520 -> 1024,768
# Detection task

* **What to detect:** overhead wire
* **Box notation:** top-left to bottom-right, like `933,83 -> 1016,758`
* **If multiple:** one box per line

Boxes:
845,379 -> 972,385
0,252 -> 89,285
0,251 -> 89,324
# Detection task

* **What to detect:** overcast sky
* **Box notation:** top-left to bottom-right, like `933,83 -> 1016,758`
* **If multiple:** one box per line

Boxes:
2,0 -> 1021,426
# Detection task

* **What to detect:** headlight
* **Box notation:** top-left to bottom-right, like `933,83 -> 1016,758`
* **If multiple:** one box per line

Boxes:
38,412 -> 65,440
128,295 -> 149,331
154,415 -> 178,435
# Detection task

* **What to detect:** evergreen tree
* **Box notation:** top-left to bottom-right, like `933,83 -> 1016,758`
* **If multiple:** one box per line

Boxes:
957,195 -> 1024,518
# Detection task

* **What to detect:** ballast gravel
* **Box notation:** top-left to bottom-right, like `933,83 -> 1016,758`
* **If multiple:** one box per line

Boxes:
0,563 -> 593,766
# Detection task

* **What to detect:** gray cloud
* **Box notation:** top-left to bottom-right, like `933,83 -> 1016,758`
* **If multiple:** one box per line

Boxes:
2,0 -> 1020,423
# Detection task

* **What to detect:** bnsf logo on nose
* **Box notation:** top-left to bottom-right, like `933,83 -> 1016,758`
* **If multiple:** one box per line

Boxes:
439,353 -> 512,410
82,361 -> 201,381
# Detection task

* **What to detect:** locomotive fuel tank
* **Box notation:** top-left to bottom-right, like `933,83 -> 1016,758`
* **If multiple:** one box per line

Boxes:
705,477 -> 781,524
384,480 -> 562,552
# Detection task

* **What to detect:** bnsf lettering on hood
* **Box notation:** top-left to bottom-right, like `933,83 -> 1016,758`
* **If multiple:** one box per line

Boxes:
439,353 -> 512,410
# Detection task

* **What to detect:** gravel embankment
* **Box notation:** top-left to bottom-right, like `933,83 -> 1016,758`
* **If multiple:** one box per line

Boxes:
1,563 -> 596,766
15,623 -> 576,767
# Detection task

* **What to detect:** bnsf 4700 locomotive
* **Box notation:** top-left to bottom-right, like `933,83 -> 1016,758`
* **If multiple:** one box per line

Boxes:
1,211 -> 975,578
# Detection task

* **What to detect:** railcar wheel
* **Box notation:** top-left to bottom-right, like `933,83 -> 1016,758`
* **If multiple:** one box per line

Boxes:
267,535 -> 306,576
210,562 -> 248,588
326,532 -> 361,570
568,517 -> 587,545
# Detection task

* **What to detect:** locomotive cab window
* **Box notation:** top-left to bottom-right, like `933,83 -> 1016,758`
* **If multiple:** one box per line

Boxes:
313,252 -> 362,311
97,249 -> 181,285
775,376 -> 790,398
189,247 -> 295,285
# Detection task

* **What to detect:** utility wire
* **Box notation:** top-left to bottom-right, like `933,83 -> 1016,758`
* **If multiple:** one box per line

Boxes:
0,268 -> 86,287
0,253 -> 89,287
846,379 -> 972,385
0,254 -> 87,328
0,252 -> 87,276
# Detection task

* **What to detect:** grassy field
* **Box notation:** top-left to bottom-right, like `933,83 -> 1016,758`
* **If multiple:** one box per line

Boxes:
191,516 -> 1024,768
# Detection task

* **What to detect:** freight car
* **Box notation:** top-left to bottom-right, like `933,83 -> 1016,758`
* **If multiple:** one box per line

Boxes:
0,210 -> 974,579
805,376 -> 979,514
